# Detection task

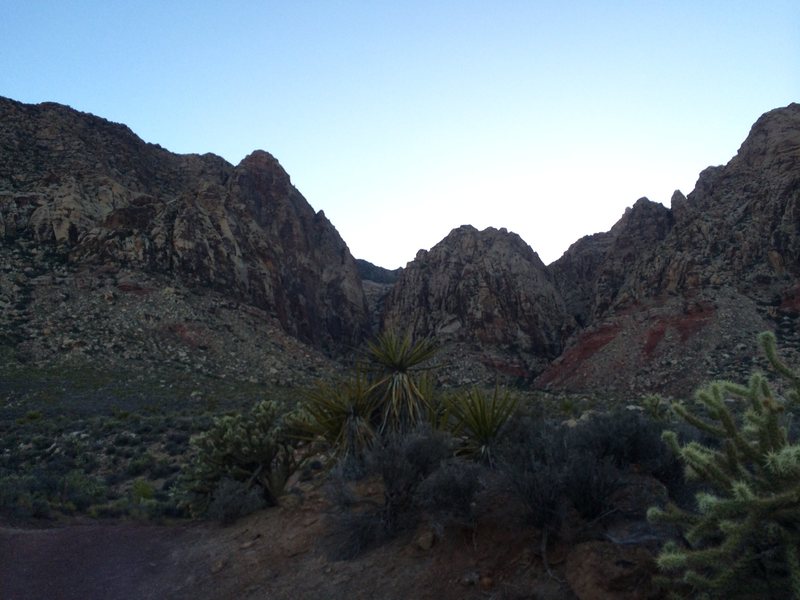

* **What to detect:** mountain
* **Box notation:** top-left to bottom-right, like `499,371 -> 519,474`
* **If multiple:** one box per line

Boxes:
0,97 -> 372,392
382,225 -> 567,383
2,96 -> 798,398
538,102 -> 800,395
0,97 -> 369,353
379,103 -> 800,395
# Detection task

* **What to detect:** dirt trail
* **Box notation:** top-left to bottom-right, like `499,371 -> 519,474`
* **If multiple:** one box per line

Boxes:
0,485 -> 578,600
0,522 -> 207,600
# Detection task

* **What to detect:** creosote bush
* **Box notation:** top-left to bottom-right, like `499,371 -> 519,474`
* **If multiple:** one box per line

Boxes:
206,478 -> 267,525
324,426 -> 486,559
498,408 -> 682,531
648,332 -> 800,599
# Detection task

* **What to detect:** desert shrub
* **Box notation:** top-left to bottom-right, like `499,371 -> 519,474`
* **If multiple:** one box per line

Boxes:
89,500 -> 128,519
498,414 -> 637,526
0,474 -> 51,518
167,430 -> 190,444
414,458 -> 485,532
182,399 -> 297,517
567,408 -> 670,471
205,478 -> 266,525
150,459 -> 177,479
126,452 -> 156,476
371,427 -> 452,534
59,470 -> 107,513
562,452 -> 620,520
497,418 -> 568,533
325,426 -> 457,559
130,479 -> 155,503
648,332 -> 800,599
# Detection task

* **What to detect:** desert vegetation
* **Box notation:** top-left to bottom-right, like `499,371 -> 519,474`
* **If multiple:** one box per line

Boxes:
3,330 -> 799,599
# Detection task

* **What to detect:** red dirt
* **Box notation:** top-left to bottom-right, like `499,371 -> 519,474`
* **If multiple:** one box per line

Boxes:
537,323 -> 622,386
643,303 -> 715,360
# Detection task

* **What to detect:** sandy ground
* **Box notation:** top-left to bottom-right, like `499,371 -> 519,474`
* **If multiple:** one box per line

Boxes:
0,495 -> 576,600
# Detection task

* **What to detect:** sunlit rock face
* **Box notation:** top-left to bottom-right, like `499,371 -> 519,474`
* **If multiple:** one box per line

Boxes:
0,97 -> 369,352
382,225 -> 568,381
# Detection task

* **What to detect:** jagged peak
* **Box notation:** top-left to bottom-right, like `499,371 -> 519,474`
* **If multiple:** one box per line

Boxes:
732,102 -> 800,167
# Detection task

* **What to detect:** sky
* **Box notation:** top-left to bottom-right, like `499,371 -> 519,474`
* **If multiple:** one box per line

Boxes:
1,2 -> 798,269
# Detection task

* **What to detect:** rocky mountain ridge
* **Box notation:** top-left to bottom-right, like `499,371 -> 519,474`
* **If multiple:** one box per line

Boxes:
0,97 -> 369,357
537,103 -> 800,394
383,102 -> 800,394
2,97 -> 799,398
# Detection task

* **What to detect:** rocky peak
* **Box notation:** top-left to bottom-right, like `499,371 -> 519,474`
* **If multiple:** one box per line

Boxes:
550,197 -> 673,326
0,97 -> 369,352
382,225 -> 567,380
730,102 -> 800,171
540,102 -> 800,395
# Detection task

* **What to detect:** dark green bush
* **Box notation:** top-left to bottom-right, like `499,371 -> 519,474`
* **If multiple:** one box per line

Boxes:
59,470 -> 107,513
125,452 -> 156,476
371,428 -> 452,534
498,419 -> 567,533
567,408 -> 670,470
562,452 -> 620,519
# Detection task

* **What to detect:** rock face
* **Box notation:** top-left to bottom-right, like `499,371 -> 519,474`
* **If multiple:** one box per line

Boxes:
0,97 -> 369,352
539,103 -> 800,395
379,103 -> 800,395
382,225 -> 567,380
3,96 -> 799,398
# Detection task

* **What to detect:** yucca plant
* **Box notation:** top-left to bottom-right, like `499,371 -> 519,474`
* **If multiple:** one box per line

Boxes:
293,373 -> 378,462
446,386 -> 519,467
366,331 -> 439,434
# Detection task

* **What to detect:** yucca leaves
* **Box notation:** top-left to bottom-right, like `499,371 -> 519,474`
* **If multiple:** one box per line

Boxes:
294,374 -> 378,461
366,331 -> 439,434
446,387 -> 519,466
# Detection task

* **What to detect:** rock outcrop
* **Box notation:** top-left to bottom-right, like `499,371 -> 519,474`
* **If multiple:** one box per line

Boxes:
382,225 -> 567,381
538,103 -> 800,395
0,97 -> 369,352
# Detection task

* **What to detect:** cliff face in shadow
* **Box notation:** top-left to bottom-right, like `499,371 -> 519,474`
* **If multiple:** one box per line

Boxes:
0,97 -> 370,353
3,97 -> 800,396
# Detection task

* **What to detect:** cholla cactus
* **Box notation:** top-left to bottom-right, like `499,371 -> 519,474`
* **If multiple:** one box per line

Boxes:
647,332 -> 800,599
184,400 -> 297,516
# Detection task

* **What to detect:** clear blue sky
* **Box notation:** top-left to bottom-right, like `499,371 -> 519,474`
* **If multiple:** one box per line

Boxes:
2,1 -> 798,268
